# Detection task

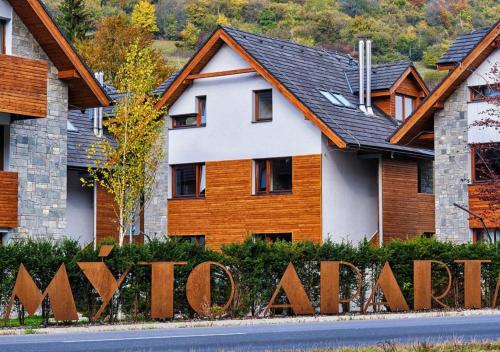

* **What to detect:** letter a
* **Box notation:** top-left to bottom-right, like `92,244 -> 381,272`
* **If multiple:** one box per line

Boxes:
265,263 -> 314,315
4,264 -> 78,321
364,262 -> 409,312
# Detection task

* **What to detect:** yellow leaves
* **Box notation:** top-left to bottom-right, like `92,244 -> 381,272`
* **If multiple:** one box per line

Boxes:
216,14 -> 231,27
131,0 -> 159,34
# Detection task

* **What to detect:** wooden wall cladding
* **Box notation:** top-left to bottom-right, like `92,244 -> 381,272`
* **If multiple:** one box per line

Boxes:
0,55 -> 48,118
0,171 -> 18,228
382,158 -> 435,241
168,155 -> 322,249
95,184 -> 119,243
469,184 -> 500,228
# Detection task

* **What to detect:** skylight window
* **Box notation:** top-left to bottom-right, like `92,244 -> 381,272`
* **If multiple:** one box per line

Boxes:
319,90 -> 353,108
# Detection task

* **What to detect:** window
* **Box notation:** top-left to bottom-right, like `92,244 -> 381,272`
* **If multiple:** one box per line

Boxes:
319,90 -> 354,108
470,84 -> 500,102
197,96 -> 206,125
418,160 -> 434,194
0,125 -> 3,171
255,157 -> 292,194
254,90 -> 273,121
395,94 -> 415,121
0,20 -> 5,54
475,228 -> 500,243
172,164 -> 206,198
471,144 -> 500,183
171,234 -> 206,246
171,96 -> 207,128
254,233 -> 292,242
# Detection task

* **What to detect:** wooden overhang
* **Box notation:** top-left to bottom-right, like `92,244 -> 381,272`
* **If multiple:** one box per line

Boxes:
156,27 -> 347,149
390,22 -> 500,147
8,0 -> 110,109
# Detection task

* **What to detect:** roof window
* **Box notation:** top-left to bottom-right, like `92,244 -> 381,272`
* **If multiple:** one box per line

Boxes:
319,90 -> 354,108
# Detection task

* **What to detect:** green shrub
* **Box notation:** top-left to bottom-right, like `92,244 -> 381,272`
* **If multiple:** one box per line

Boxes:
0,237 -> 498,325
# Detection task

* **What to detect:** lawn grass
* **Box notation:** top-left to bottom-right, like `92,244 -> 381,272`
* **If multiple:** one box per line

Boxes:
153,39 -> 193,69
2,316 -> 44,328
306,341 -> 500,351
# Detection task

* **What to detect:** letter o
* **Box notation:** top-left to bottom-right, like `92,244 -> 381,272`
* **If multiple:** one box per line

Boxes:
186,261 -> 235,317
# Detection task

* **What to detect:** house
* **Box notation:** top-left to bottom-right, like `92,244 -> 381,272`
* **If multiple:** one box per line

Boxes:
390,22 -> 500,243
155,26 -> 435,249
0,0 -> 109,243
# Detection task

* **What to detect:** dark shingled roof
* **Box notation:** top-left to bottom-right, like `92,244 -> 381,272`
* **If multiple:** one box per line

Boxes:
154,72 -> 178,96
156,27 -> 432,156
437,26 -> 492,65
345,61 -> 414,93
68,83 -> 118,168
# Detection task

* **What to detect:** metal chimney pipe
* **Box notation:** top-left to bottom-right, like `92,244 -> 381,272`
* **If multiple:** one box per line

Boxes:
98,72 -> 104,137
358,40 -> 366,113
366,40 -> 373,115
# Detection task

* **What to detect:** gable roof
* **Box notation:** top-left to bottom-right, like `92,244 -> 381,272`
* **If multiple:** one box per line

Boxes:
345,61 -> 427,93
390,21 -> 500,146
157,26 -> 432,157
437,26 -> 493,67
8,0 -> 109,108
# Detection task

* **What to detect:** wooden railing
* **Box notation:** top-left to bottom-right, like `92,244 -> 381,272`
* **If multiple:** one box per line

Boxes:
0,171 -> 18,228
469,183 -> 500,229
0,54 -> 48,118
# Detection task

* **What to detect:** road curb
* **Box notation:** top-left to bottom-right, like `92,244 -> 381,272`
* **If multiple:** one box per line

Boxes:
1,309 -> 499,336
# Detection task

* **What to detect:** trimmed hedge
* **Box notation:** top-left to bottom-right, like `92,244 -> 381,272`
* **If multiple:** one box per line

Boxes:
0,238 -> 499,325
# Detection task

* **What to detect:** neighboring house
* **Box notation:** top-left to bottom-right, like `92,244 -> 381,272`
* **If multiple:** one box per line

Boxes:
0,0 -> 109,243
66,82 -> 165,245
391,22 -> 500,243
155,26 -> 435,249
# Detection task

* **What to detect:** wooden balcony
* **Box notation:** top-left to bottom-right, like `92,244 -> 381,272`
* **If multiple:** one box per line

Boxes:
0,171 -> 18,228
0,54 -> 48,118
469,183 -> 500,228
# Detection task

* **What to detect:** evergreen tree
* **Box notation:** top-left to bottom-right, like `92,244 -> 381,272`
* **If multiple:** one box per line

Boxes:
57,0 -> 92,41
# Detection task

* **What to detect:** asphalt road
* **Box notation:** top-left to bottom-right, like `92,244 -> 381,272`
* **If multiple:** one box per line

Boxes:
1,315 -> 500,352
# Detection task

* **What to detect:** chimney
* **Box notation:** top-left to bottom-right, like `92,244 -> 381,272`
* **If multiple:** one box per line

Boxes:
358,40 -> 366,114
366,40 -> 374,115
93,72 -> 104,137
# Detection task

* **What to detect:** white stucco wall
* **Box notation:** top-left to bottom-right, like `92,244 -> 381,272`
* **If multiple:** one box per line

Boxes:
466,48 -> 499,144
322,137 -> 378,244
66,170 -> 94,245
0,0 -> 13,55
168,44 -> 322,164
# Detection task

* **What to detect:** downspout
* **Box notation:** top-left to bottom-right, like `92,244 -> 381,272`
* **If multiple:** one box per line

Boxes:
378,155 -> 384,247
93,181 -> 97,251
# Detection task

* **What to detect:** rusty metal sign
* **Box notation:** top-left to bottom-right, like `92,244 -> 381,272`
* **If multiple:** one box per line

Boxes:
4,254 -> 498,322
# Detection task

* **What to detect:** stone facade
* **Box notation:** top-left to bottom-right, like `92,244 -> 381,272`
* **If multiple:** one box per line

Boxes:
434,79 -> 471,243
144,121 -> 168,238
6,13 -> 68,241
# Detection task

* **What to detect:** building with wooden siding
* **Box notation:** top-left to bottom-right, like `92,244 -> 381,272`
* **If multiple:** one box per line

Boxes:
0,0 -> 109,243
391,22 -> 499,243
156,26 -> 435,249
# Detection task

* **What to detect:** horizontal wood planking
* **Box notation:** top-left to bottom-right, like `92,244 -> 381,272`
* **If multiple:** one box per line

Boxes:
95,184 -> 145,244
168,155 -> 322,249
382,158 -> 435,241
0,55 -> 48,117
0,171 -> 18,228
95,184 -> 119,243
468,183 -> 500,228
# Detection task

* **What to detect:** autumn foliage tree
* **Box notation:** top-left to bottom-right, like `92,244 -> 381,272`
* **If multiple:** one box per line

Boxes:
86,41 -> 167,247
76,1 -> 173,85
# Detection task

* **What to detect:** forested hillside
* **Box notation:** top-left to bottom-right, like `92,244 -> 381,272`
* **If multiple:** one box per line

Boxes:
45,0 -> 499,86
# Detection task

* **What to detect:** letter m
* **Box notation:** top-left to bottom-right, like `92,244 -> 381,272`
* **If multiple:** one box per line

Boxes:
3,264 -> 78,321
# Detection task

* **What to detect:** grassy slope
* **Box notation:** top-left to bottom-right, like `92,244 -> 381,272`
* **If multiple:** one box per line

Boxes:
153,39 -> 192,70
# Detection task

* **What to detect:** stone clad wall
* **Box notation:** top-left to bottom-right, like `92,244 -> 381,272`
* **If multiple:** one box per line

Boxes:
144,121 -> 168,238
434,80 -> 470,243
6,13 -> 68,240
